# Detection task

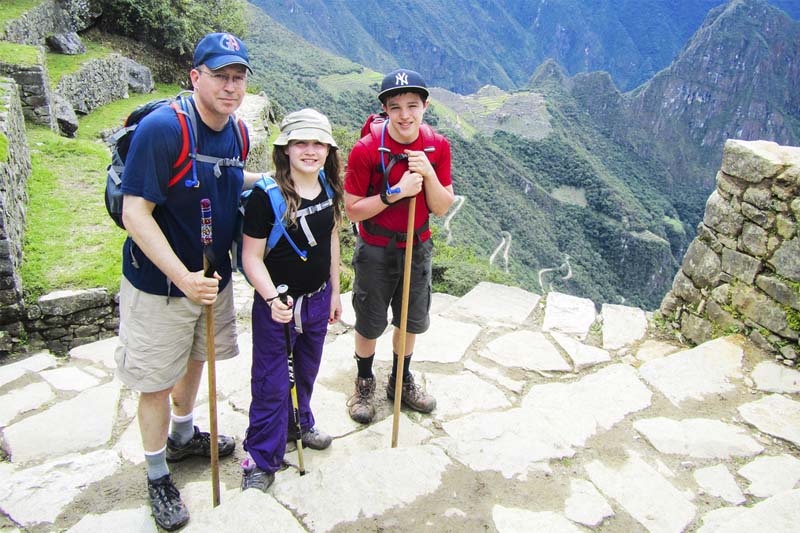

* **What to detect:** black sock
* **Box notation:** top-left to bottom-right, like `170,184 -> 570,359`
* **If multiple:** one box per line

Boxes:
391,352 -> 412,382
356,353 -> 375,379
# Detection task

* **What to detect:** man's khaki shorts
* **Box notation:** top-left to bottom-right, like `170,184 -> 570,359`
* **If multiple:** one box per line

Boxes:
115,276 -> 238,393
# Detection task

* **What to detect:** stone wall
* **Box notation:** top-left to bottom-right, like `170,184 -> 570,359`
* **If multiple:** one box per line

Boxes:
0,77 -> 32,354
661,140 -> 800,365
25,289 -> 118,355
1,0 -> 100,45
56,53 -> 127,114
0,48 -> 58,130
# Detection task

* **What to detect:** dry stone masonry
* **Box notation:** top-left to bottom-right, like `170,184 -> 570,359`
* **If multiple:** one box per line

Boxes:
0,78 -> 31,354
661,140 -> 800,364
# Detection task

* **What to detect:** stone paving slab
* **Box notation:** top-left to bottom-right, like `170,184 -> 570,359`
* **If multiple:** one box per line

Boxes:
4,380 -> 121,464
273,445 -> 451,532
68,337 -> 119,369
376,314 -> 481,364
633,417 -> 763,458
586,451 -> 697,533
697,489 -> 800,533
463,359 -> 525,393
751,361 -> 800,393
66,507 -> 156,533
737,454 -> 800,497
440,365 -> 651,478
550,331 -> 610,370
601,303 -> 648,350
0,382 -> 53,427
0,450 -> 121,527
737,394 -> 800,447
481,330 -> 571,372
542,292 -> 597,339
493,505 -> 583,532
693,464 -> 745,505
639,336 -> 744,406
39,366 -> 100,391
636,339 -> 681,362
445,281 -> 540,325
426,371 -> 512,420
185,488 -> 305,533
564,478 -> 614,527
0,352 -> 57,388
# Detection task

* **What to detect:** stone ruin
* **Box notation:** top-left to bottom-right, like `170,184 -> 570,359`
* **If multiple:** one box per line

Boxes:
661,139 -> 800,366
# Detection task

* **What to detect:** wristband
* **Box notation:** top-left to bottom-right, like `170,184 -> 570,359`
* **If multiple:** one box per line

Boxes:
266,294 -> 280,307
380,190 -> 393,206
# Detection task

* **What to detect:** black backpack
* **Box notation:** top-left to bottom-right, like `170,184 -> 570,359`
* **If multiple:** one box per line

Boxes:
104,91 -> 248,229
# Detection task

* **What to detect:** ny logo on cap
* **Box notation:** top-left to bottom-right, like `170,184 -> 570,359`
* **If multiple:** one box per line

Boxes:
222,33 -> 240,51
395,72 -> 409,86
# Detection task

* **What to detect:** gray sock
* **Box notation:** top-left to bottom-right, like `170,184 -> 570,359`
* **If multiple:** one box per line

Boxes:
169,412 -> 194,447
145,446 -> 169,481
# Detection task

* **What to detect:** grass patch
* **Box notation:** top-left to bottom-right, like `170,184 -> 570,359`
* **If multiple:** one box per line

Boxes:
45,40 -> 114,87
0,0 -> 42,29
21,83 -> 183,300
0,133 -> 8,163
0,41 -> 40,66
318,70 -> 381,97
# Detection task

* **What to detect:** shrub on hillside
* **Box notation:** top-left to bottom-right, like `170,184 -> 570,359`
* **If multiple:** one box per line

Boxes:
97,0 -> 247,60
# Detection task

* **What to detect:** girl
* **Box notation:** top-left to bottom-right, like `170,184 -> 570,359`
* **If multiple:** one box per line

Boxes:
240,108 -> 343,491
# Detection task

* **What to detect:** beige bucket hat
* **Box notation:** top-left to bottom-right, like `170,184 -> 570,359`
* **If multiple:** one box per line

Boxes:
273,108 -> 337,148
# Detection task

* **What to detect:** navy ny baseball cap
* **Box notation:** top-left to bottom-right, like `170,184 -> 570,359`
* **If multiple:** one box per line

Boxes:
378,68 -> 429,103
193,32 -> 252,73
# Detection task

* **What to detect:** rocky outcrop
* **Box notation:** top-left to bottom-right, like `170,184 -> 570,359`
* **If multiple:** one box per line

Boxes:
0,78 -> 32,355
661,140 -> 800,365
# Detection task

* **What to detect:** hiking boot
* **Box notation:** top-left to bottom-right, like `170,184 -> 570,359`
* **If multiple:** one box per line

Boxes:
301,427 -> 332,450
166,426 -> 235,463
241,459 -> 275,492
347,376 -> 376,424
386,373 -> 436,413
147,474 -> 189,531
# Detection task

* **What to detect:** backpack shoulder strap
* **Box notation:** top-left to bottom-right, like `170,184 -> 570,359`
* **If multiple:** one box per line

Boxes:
168,98 -> 195,187
259,176 -> 308,261
318,169 -> 334,199
231,115 -> 249,161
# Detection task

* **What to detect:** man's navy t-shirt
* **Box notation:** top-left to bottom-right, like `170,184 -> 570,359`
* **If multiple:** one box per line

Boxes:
121,98 -> 245,297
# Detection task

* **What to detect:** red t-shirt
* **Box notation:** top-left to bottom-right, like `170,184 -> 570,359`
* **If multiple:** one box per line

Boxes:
344,125 -> 452,247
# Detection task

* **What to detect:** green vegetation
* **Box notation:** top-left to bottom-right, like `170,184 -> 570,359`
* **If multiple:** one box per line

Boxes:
786,307 -> 800,333
97,0 -> 247,59
0,0 -> 42,28
45,41 -> 114,86
0,41 -> 39,66
21,84 -> 181,300
0,133 -> 8,164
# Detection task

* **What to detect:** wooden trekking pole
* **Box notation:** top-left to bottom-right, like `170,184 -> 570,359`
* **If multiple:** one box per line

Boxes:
277,284 -> 306,475
200,199 -> 220,507
391,197 -> 416,448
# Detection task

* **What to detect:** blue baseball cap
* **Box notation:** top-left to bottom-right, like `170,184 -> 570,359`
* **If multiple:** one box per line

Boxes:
193,32 -> 252,73
378,68 -> 429,103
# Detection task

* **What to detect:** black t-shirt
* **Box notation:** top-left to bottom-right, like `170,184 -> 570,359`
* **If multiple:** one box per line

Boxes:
242,186 -> 333,297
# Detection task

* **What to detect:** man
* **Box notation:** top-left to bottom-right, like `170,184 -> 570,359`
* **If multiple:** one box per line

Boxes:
115,32 -> 258,531
344,68 -> 455,424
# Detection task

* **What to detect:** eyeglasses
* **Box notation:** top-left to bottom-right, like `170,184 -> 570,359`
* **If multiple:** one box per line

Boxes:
197,68 -> 247,87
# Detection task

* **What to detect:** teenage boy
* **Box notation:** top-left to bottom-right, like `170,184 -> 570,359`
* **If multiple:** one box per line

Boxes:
115,32 -> 258,531
344,68 -> 454,424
